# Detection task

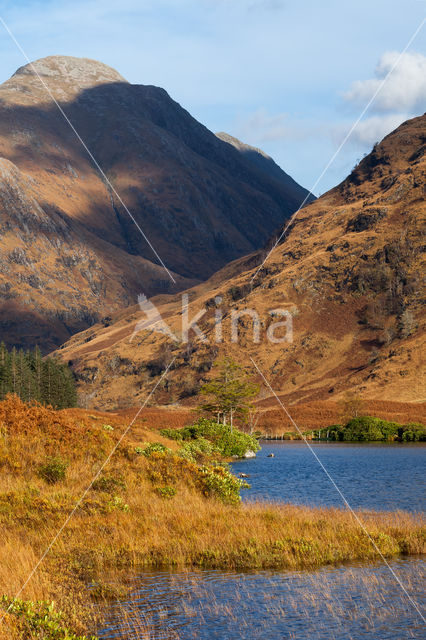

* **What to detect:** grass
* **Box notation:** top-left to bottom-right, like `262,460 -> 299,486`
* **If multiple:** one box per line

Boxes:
101,559 -> 425,639
0,395 -> 424,638
257,399 -> 426,433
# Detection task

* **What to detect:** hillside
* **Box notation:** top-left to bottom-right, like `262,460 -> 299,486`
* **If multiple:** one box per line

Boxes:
216,132 -> 305,188
56,114 -> 425,411
0,55 -> 313,351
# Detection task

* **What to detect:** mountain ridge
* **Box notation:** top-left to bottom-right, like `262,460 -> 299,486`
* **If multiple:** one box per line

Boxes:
0,55 -> 312,350
55,114 -> 425,409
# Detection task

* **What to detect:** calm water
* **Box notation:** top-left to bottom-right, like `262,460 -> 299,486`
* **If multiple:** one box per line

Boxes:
232,441 -> 426,512
98,443 -> 426,639
98,558 -> 425,639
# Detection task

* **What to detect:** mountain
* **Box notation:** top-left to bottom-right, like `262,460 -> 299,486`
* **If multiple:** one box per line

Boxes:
56,114 -> 426,410
216,132 -> 309,197
0,55 -> 313,351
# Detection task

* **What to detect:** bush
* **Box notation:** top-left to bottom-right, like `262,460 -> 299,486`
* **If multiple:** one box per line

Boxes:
326,417 -> 426,442
38,457 -> 68,484
142,447 -> 249,504
138,443 -> 172,457
144,421 -> 258,504
92,472 -> 126,494
161,428 -> 185,441
216,428 -> 259,458
155,486 -> 177,499
198,465 -> 249,504
401,423 -> 426,442
161,419 -> 260,458
106,496 -> 129,512
178,437 -> 220,461
0,596 -> 96,639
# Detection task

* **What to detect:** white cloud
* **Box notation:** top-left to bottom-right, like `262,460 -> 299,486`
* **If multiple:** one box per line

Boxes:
328,114 -> 411,149
236,106 -> 412,163
347,114 -> 411,146
344,51 -> 426,113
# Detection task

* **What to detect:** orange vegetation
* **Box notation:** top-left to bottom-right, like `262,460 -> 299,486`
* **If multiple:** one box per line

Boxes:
56,115 -> 426,411
0,396 -> 424,638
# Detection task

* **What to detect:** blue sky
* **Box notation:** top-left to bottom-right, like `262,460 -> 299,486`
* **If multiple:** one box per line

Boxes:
0,0 -> 425,193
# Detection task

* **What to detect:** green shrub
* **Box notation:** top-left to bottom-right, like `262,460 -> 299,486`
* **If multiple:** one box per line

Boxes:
401,423 -> 426,442
106,496 -> 129,512
178,437 -> 220,461
161,428 -> 184,441
91,473 -> 126,494
142,446 -> 248,504
198,465 -> 249,504
325,416 -> 425,442
38,457 -> 68,484
139,443 -> 172,457
161,419 -> 260,458
0,596 -> 96,639
144,422 -> 258,503
346,416 -> 393,441
155,486 -> 177,499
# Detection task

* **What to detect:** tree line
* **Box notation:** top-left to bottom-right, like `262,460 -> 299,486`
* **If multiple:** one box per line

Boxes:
0,344 -> 77,409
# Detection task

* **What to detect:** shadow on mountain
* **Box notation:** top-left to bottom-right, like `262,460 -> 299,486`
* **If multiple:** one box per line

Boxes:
0,69 -> 316,351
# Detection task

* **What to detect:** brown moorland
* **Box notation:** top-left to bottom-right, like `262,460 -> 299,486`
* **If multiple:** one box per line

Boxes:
109,399 -> 425,435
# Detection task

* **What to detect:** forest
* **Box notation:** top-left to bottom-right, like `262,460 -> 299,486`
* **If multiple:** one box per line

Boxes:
0,343 -> 77,409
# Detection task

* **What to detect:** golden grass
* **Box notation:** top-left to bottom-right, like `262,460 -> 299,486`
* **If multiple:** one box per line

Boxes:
258,399 -> 426,434
0,395 -> 424,638
87,399 -> 426,434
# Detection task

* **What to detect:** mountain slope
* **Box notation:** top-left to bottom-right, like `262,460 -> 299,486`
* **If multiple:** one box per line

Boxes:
56,114 -> 425,409
0,55 -> 312,350
216,132 -> 311,201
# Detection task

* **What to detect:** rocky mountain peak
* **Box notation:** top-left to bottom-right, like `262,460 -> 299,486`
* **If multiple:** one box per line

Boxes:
2,56 -> 127,105
216,132 -> 272,160
13,55 -> 127,87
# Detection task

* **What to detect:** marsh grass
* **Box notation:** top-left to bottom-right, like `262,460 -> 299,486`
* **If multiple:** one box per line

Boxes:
95,559 -> 425,639
0,395 -> 424,638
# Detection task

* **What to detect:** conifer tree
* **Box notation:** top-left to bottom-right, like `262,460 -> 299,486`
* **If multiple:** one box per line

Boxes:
0,345 -> 77,408
200,358 -> 259,430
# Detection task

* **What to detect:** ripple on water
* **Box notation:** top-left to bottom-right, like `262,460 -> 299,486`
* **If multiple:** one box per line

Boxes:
231,441 -> 426,512
98,557 -> 426,640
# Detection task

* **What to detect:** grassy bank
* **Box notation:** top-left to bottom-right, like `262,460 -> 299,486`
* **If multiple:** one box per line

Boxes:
0,396 -> 424,638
